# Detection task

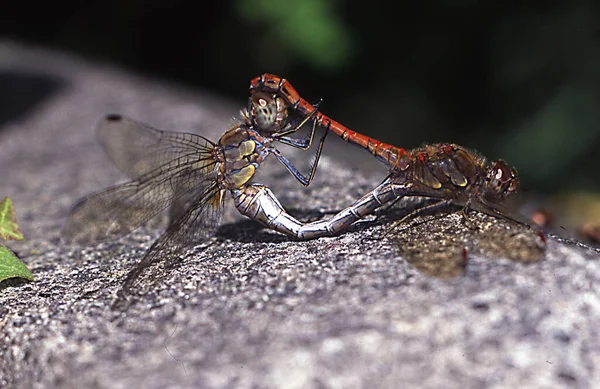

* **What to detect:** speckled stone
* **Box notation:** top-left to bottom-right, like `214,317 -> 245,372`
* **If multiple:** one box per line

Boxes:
1,41 -> 599,389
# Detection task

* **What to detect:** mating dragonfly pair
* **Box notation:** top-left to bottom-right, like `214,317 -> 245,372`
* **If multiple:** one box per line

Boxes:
63,74 -> 524,298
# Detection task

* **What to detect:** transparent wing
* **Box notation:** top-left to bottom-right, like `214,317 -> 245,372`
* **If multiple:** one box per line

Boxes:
96,114 -> 217,179
113,184 -> 225,310
62,115 -> 220,244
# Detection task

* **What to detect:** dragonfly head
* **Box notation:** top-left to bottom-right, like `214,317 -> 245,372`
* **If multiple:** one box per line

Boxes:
481,160 -> 519,202
248,92 -> 288,133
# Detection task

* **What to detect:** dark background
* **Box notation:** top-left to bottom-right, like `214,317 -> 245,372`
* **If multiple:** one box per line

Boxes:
2,0 -> 600,195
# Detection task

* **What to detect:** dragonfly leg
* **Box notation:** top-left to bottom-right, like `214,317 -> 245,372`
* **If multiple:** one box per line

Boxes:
274,99 -> 321,141
268,148 -> 312,186
275,103 -> 328,187
382,199 -> 454,237
460,209 -> 476,229
460,197 -> 477,229
301,118 -> 329,186
269,137 -> 328,187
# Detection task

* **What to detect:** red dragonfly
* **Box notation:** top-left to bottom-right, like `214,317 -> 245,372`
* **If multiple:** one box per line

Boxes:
249,73 -> 528,235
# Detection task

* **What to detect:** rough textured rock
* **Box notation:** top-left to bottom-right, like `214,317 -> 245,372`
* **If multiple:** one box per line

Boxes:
1,41 -> 599,389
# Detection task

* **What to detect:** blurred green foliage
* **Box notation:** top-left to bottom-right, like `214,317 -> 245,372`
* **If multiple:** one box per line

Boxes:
0,197 -> 33,284
236,0 -> 353,70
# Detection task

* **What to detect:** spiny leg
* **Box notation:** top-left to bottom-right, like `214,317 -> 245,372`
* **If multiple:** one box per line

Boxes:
460,209 -> 476,229
474,200 -> 533,229
276,101 -> 328,186
275,99 -> 323,143
269,129 -> 327,187
382,199 -> 454,237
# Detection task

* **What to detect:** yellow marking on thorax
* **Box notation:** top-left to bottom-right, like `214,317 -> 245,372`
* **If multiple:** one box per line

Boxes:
224,139 -> 256,161
230,165 -> 257,188
238,140 -> 256,157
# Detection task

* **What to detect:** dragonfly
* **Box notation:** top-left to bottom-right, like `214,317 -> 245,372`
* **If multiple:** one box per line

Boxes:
249,73 -> 529,236
62,96 -> 338,304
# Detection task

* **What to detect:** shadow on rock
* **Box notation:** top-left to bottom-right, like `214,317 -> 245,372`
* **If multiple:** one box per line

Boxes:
391,211 -> 546,279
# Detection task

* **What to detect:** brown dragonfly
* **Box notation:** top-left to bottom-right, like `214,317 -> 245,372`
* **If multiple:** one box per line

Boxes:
62,95 -> 332,305
249,73 -> 531,236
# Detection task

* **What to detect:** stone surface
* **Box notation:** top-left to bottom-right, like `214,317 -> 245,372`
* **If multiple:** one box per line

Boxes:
1,41 -> 599,389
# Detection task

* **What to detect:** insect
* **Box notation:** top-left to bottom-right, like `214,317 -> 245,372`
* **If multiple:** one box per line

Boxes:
62,96 -> 332,303
249,74 -> 528,235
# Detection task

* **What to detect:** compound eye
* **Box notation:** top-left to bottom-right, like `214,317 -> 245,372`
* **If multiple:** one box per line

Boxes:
484,160 -> 519,201
493,161 -> 513,183
250,93 -> 277,130
494,166 -> 508,184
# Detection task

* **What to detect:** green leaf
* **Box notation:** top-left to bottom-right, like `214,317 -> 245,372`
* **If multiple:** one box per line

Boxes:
0,197 -> 24,241
0,245 -> 33,282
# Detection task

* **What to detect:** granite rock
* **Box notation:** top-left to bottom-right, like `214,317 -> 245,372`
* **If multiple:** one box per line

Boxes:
1,41 -> 599,389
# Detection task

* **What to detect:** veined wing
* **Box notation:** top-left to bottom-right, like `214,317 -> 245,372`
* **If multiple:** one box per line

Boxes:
96,114 -> 217,179
63,122 -> 220,244
113,183 -> 225,310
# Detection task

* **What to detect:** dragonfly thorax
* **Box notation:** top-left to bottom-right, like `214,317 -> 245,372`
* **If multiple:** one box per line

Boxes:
218,125 -> 268,190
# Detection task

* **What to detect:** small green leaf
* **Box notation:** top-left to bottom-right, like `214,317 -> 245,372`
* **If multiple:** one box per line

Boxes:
0,245 -> 33,282
0,197 -> 24,241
